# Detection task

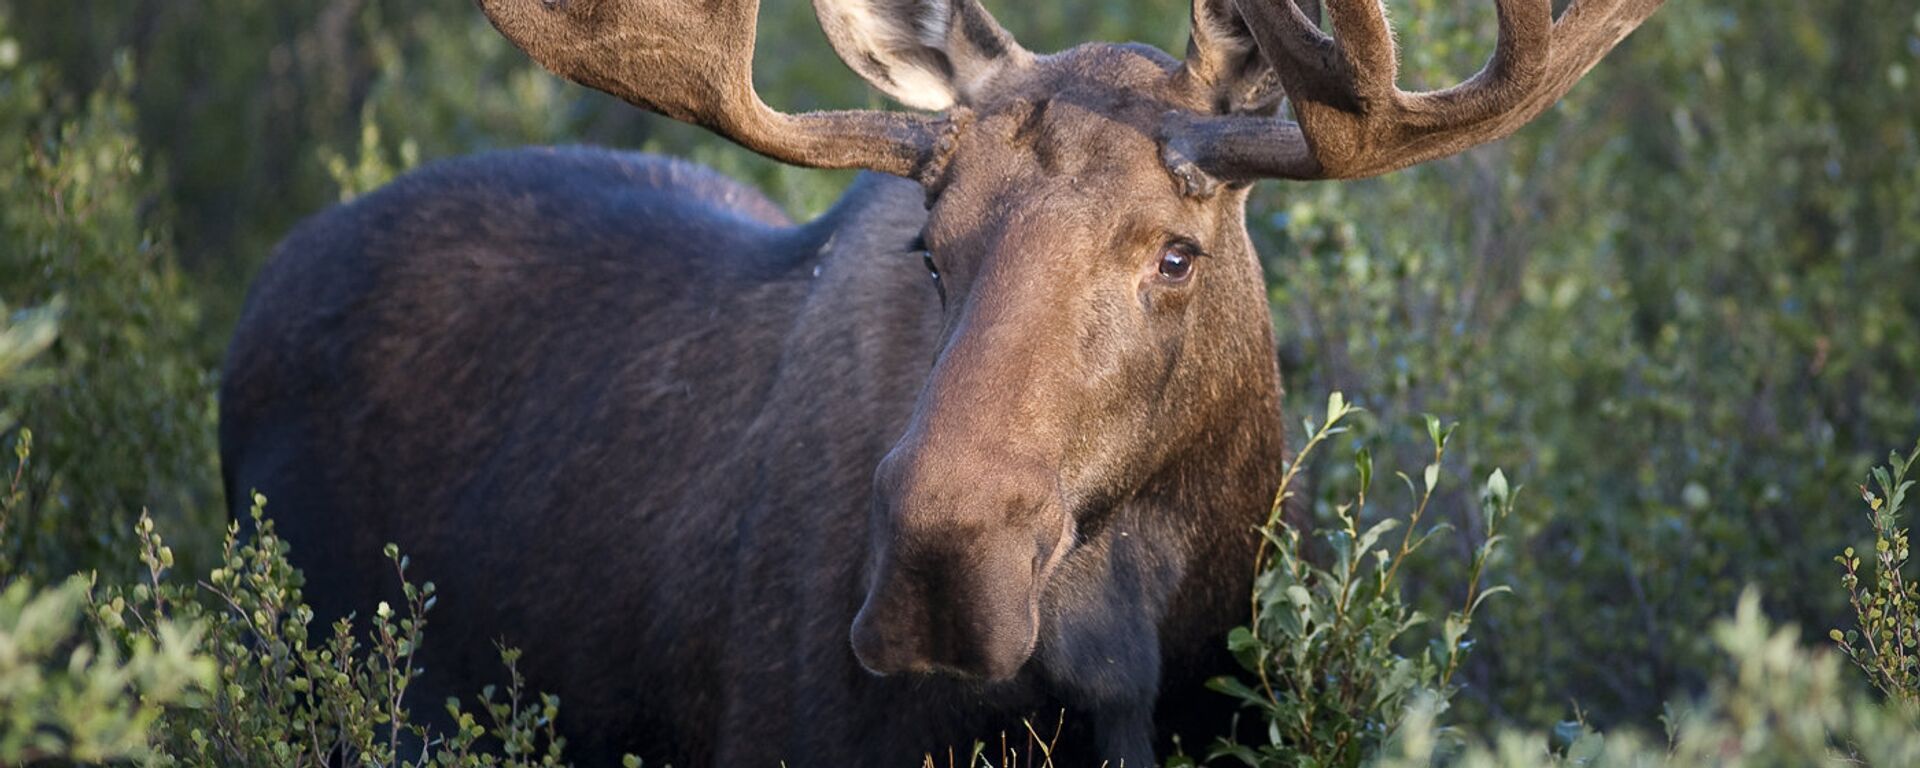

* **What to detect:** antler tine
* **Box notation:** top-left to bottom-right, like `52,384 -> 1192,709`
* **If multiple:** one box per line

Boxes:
477,0 -> 947,179
1315,0 -> 1402,102
1232,0 -> 1360,111
1398,0 -> 1552,127
1172,0 -> 1663,183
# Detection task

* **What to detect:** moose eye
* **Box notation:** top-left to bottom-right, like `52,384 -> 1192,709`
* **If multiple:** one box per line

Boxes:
915,238 -> 947,307
1157,241 -> 1199,283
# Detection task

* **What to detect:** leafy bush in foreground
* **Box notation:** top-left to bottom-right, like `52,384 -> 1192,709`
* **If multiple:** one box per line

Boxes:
0,574 -> 212,765
12,427 -> 1920,768
1196,398 -> 1920,767
1376,588 -> 1920,767
0,429 -> 604,766
1832,439 -> 1920,710
1359,444 -> 1920,767
1205,395 -> 1512,768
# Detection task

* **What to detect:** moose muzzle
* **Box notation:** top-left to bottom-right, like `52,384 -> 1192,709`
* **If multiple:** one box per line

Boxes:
851,452 -> 1071,681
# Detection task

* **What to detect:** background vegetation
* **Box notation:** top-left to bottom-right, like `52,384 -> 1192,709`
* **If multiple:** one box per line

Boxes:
1,0 -> 1917,763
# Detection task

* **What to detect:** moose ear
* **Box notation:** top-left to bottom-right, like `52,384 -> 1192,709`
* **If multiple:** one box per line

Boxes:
813,0 -> 1029,111
1183,0 -> 1320,114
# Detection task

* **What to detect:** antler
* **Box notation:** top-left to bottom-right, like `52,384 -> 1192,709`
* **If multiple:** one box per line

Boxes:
476,0 -> 949,179
1165,0 -> 1665,184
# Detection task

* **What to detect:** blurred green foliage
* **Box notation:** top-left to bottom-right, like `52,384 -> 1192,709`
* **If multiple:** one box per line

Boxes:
0,19 -> 220,580
0,573 -> 214,765
1264,0 -> 1920,727
1,0 -> 1917,749
1372,589 -> 1920,767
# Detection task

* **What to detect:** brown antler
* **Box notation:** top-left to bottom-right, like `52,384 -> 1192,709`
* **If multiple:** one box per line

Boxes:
476,0 -> 949,179
1164,0 -> 1665,185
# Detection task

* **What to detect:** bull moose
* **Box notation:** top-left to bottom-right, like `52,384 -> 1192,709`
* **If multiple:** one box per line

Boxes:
219,0 -> 1664,764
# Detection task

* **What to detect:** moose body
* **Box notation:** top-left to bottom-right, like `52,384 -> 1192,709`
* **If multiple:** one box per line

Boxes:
222,146 -> 1273,765
221,0 -> 1661,764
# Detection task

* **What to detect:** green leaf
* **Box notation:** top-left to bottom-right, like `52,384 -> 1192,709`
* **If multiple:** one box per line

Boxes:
1204,741 -> 1261,767
1443,614 -> 1469,650
1205,675 -> 1268,707
1327,530 -> 1353,572
1891,478 -> 1914,517
1227,625 -> 1257,653
1355,446 -> 1373,497
1411,522 -> 1455,553
1396,471 -> 1418,500
1357,518 -> 1401,558
1271,600 -> 1306,639
1286,585 -> 1313,608
1470,585 -> 1513,614
1568,730 -> 1607,765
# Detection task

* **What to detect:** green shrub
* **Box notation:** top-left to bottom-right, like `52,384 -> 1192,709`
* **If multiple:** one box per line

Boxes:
0,397 -> 602,766
0,18 -> 615,763
1262,0 -> 1920,725
1203,395 -> 1512,767
1199,422 -> 1920,767
0,29 -> 221,579
1,423 -> 213,765
1832,440 -> 1920,711
1355,443 -> 1920,767
1374,588 -> 1920,768
96,496 -> 588,767
0,470 -> 616,766
0,574 -> 213,765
